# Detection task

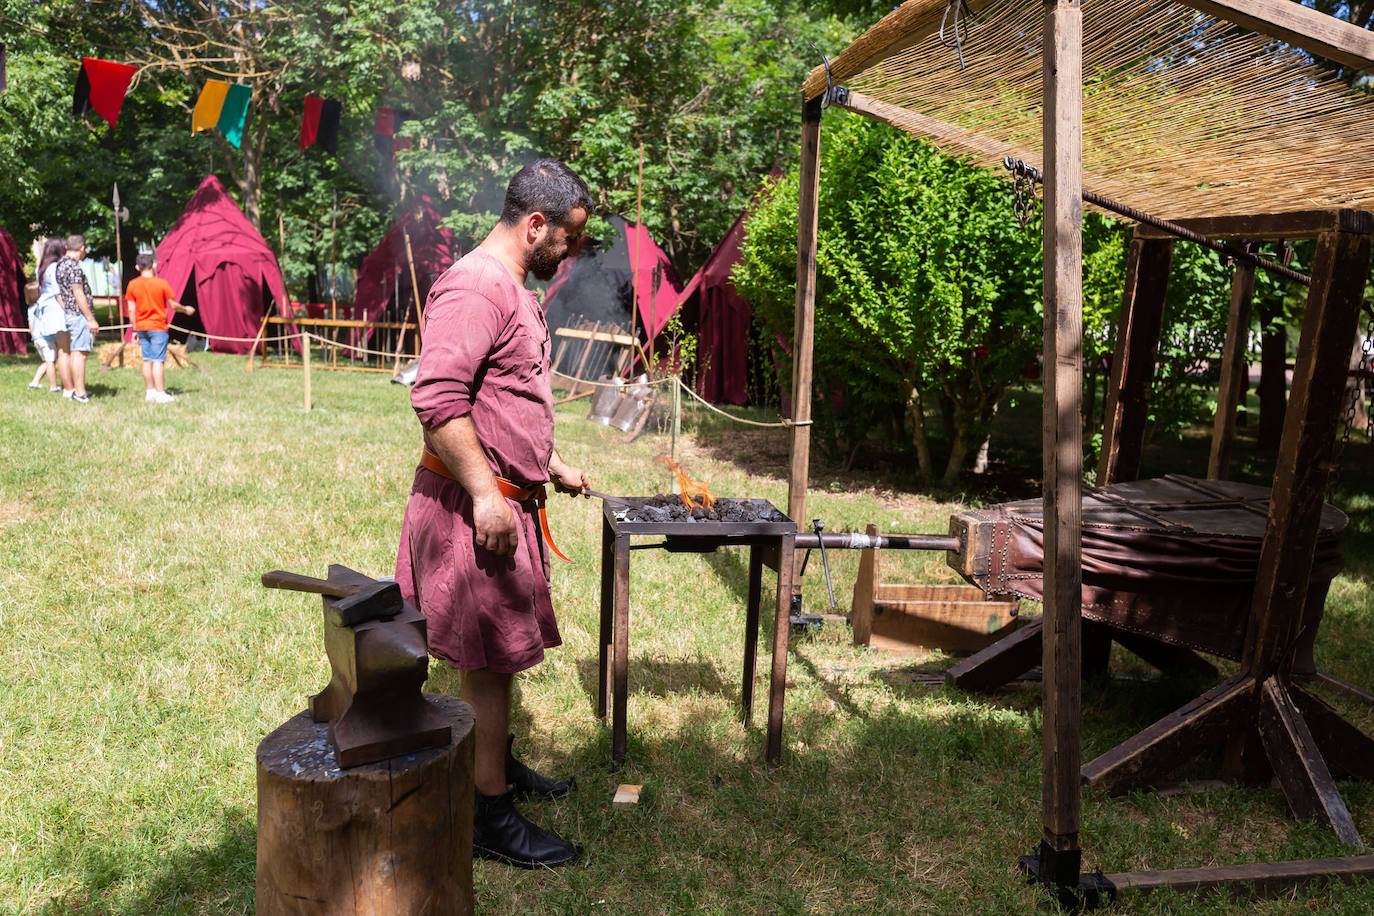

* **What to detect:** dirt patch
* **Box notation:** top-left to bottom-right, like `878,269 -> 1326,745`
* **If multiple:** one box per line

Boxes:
0,501 -> 38,528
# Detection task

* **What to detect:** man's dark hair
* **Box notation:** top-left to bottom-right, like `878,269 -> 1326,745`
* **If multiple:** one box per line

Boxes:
499,158 -> 592,228
66,234 -> 86,252
135,252 -> 156,271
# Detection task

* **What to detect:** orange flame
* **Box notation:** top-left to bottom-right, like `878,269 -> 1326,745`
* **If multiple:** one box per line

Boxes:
656,455 -> 716,510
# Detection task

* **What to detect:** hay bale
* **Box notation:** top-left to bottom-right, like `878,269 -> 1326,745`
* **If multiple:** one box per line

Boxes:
96,341 -> 189,370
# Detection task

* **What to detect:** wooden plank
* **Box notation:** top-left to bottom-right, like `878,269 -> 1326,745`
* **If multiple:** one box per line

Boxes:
874,583 -> 987,603
1131,209 -> 1374,242
1106,854 -> 1374,898
1097,235 -> 1173,485
554,327 -> 636,346
1244,230 -> 1373,676
787,97 -> 823,545
1177,0 -> 1374,72
870,600 -> 1020,655
1041,0 -> 1085,853
1081,674 -> 1254,795
851,523 -> 878,646
1290,683 -> 1374,783
1208,260 -> 1256,480
566,320 -> 603,398
946,617 -> 1043,693
801,0 -> 999,100
1257,676 -> 1363,847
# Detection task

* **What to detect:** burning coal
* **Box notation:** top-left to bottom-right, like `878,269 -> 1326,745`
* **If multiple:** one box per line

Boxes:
656,455 -> 715,510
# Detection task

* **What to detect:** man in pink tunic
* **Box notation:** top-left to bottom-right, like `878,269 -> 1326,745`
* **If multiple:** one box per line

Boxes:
397,159 -> 592,869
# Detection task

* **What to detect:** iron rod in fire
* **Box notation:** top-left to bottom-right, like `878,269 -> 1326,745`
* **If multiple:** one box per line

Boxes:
793,533 -> 960,551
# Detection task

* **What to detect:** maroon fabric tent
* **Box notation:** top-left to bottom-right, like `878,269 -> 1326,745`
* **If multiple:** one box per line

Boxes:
156,175 -> 290,355
0,226 -> 28,355
351,198 -> 455,347
675,175 -> 778,405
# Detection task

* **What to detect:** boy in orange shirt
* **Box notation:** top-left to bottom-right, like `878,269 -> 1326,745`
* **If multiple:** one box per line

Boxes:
126,253 -> 195,403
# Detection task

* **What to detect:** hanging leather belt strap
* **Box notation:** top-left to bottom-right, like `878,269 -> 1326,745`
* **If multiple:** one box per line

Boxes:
419,447 -> 573,563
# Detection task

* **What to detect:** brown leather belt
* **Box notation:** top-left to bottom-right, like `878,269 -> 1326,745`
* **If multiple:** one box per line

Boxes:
419,447 -> 572,563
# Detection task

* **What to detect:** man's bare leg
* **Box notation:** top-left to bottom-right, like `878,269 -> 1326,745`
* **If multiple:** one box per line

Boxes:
461,667 -> 512,796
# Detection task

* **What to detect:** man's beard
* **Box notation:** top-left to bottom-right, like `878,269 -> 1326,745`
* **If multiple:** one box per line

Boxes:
528,237 -> 564,281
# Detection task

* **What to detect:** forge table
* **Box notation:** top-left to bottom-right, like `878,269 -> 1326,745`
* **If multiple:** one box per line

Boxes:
598,499 -> 797,765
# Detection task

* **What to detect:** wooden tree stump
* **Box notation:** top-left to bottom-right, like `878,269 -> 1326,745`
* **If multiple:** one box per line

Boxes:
256,693 -> 475,915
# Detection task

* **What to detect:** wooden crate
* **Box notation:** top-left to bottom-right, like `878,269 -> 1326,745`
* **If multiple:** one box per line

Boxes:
851,524 -> 1020,656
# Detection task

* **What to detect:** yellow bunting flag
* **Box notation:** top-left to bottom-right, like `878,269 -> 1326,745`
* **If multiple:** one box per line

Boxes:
191,79 -> 229,133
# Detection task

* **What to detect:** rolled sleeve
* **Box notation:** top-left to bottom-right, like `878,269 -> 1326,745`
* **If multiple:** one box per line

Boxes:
411,284 -> 508,431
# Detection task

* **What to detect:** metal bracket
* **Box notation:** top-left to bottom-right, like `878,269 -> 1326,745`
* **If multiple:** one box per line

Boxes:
1017,843 -> 1116,911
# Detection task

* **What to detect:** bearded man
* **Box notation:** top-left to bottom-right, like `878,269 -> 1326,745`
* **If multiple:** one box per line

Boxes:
397,158 -> 592,868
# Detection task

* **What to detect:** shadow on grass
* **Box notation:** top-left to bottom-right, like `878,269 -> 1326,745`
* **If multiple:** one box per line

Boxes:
41,806 -> 255,915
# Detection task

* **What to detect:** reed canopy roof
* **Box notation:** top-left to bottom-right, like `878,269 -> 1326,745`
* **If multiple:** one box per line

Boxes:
805,0 -> 1374,219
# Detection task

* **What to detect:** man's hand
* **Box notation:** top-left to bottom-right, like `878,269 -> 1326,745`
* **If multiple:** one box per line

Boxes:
549,456 -> 589,496
472,492 -> 519,556
181,305 -> 196,316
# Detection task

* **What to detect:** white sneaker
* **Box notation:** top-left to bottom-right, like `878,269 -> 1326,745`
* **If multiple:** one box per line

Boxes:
27,381 -> 42,389
62,389 -> 74,399
153,391 -> 176,403
145,390 -> 158,402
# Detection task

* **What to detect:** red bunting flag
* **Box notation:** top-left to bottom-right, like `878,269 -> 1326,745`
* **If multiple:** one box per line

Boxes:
72,57 -> 136,128
300,96 -> 342,155
299,95 -> 323,150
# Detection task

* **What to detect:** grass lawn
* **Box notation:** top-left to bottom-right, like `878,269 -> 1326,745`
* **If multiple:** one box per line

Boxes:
1,351 -> 1372,915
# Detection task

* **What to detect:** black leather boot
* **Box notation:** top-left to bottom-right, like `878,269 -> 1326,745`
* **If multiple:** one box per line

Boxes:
507,733 -> 576,801
472,789 -> 581,869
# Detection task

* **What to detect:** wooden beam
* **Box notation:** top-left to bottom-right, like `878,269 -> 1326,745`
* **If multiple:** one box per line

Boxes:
1178,0 -> 1374,72
851,523 -> 879,646
1208,260 -> 1256,480
1132,209 -> 1374,242
1096,235 -> 1174,485
787,97 -> 823,537
801,0 -> 999,100
1105,854 -> 1374,898
1243,229 -> 1373,676
1039,0 -> 1084,864
1290,683 -> 1374,783
1258,676 -> 1363,847
837,90 -> 1036,165
1081,674 -> 1255,795
945,617 -> 1043,692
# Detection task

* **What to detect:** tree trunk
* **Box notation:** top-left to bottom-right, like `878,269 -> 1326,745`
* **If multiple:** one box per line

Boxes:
942,419 -> 970,487
1258,301 -> 1287,450
971,401 -> 998,475
907,387 -> 934,486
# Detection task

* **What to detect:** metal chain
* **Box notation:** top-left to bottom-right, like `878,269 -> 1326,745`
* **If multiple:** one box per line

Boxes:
1006,158 -> 1042,229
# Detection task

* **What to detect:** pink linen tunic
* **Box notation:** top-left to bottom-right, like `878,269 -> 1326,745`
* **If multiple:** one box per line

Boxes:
396,248 -> 559,673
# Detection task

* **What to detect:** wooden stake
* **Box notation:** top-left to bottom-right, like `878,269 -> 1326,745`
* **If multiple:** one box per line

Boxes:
245,311 -> 272,373
302,334 -> 312,411
631,142 -> 644,368
1038,0 -> 1084,880
403,227 -> 424,344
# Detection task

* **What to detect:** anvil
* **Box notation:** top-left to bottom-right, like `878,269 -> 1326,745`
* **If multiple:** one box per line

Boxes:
262,564 -> 451,767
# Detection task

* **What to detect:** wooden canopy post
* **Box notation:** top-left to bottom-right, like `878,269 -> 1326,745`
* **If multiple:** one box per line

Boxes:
1096,233 -> 1173,485
1208,259 -> 1257,480
1025,0 -> 1085,895
787,95 -> 823,573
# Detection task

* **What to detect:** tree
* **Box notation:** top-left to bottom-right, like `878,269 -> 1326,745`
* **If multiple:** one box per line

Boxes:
734,112 -> 1128,486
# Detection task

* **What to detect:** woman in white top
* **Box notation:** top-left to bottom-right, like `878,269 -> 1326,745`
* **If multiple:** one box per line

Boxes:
26,238 -> 67,392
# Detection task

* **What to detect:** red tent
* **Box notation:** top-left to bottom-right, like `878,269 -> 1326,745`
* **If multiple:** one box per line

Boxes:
351,198 -> 455,346
156,175 -> 290,354
675,175 -> 778,405
0,226 -> 28,355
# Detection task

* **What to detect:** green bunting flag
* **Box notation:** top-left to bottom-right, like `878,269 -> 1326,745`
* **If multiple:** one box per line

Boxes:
191,79 -> 251,148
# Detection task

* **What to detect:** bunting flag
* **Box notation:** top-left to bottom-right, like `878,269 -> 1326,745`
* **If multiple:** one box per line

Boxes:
72,57 -> 136,128
299,95 -> 323,150
192,80 -> 252,148
374,107 -> 394,158
316,98 -> 342,155
374,107 -> 412,160
217,83 -> 251,148
191,80 -> 229,133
